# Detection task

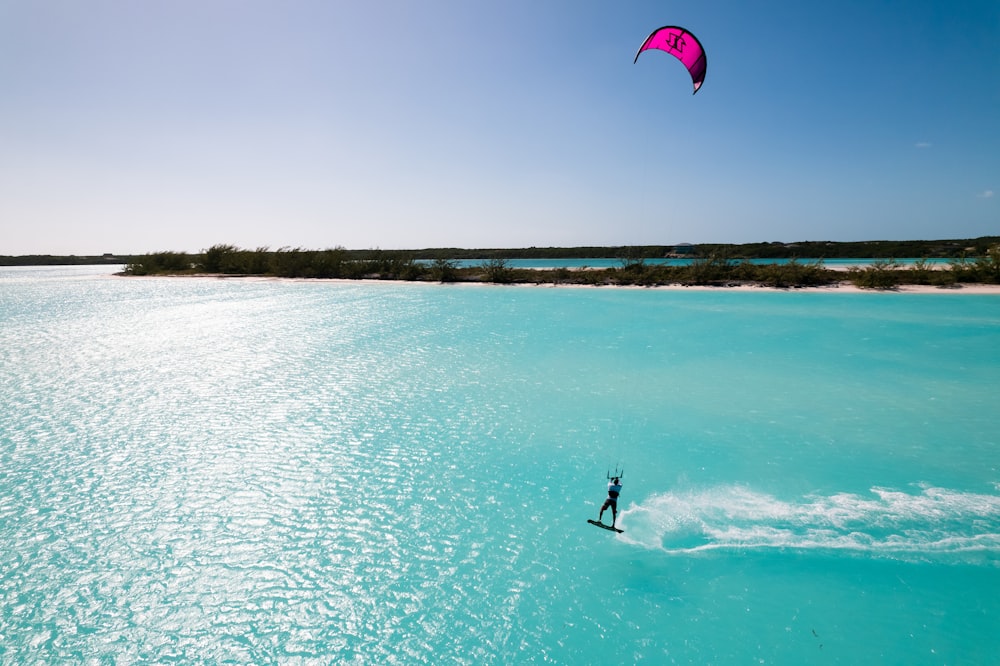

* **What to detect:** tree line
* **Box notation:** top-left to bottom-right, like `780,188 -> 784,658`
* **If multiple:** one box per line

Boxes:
121,243 -> 1000,289
6,236 -> 1000,267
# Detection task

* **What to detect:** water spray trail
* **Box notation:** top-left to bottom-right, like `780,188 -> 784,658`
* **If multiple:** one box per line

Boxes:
618,484 -> 1000,564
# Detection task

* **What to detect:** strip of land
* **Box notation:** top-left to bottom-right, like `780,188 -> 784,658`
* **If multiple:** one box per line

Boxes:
8,238 -> 999,291
5,236 -> 1000,266
128,272 -> 1000,295
117,242 -> 1000,291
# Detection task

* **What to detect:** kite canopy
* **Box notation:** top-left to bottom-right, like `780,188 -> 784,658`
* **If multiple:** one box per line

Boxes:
634,25 -> 707,94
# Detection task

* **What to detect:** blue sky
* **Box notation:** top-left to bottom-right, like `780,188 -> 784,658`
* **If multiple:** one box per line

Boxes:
2,0 -> 997,254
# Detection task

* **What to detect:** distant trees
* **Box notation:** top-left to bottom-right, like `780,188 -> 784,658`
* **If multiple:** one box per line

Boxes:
12,236 -> 1000,268
695,237 -> 1000,260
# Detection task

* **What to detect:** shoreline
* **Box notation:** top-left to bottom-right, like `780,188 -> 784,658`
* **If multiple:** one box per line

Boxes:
119,273 -> 1000,294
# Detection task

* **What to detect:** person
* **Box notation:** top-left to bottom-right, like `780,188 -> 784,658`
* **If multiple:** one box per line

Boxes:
599,477 -> 623,527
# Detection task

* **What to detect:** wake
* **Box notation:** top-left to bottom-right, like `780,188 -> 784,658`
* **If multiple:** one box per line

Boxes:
618,484 -> 1000,564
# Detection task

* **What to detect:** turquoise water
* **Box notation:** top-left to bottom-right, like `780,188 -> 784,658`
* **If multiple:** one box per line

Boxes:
442,257 -> 952,269
2,266 -> 998,664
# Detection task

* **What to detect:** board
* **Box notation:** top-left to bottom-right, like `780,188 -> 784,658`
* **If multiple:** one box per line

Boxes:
587,519 -> 624,533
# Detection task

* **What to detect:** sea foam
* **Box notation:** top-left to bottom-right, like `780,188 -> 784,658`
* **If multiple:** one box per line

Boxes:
619,484 -> 1000,563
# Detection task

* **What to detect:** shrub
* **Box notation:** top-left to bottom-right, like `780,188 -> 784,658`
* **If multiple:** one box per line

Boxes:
756,259 -> 832,288
550,267 -> 572,284
904,258 -> 935,285
929,269 -> 958,288
429,258 -> 458,283
680,253 -> 731,285
124,251 -> 193,275
945,249 -> 1000,284
972,245 -> 1000,283
481,257 -> 514,284
847,260 -> 901,289
201,244 -> 237,273
396,259 -> 427,281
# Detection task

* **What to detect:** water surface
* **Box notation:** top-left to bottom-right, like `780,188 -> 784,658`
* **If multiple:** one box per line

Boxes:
1,267 -> 997,663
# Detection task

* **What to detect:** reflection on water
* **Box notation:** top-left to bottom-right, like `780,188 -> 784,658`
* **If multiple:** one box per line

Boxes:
1,267 -> 998,663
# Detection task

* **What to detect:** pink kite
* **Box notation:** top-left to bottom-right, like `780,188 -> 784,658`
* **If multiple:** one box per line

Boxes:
634,25 -> 707,94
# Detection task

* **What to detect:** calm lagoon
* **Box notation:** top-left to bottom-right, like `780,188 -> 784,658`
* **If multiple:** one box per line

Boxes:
2,266 -> 998,663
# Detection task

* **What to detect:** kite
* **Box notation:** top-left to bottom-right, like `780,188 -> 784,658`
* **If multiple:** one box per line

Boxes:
634,26 -> 707,94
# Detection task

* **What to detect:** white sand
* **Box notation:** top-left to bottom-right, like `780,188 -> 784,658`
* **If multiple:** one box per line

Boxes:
125,274 -> 1000,294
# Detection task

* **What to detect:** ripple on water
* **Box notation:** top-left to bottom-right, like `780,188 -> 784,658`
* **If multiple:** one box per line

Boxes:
3,273 -> 1000,663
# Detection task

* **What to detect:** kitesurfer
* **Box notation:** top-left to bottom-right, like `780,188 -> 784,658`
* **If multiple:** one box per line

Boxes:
599,477 -> 623,527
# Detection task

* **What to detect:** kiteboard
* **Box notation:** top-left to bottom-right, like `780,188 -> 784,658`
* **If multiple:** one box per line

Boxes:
587,519 -> 624,533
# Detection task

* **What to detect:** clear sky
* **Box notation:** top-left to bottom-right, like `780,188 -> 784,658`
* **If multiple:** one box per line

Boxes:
2,0 -> 997,254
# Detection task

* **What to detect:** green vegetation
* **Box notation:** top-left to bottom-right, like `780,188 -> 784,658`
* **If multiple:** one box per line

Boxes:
123,251 -> 193,275
9,239 -> 999,289
753,258 -> 831,288
949,245 -> 1000,284
429,258 -> 459,283
379,237 -> 1000,261
7,236 -> 1000,267
846,260 -> 903,290
116,242 -> 1000,289
480,258 -> 515,284
693,237 -> 1000,260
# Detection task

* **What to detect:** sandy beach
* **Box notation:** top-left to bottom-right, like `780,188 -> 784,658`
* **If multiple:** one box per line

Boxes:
621,282 -> 1000,294
149,273 -> 1000,294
